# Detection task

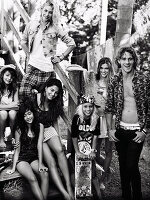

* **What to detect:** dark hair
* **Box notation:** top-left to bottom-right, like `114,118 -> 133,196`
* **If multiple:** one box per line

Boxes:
40,78 -> 64,122
0,68 -> 17,101
16,98 -> 40,141
115,47 -> 138,69
96,57 -> 113,80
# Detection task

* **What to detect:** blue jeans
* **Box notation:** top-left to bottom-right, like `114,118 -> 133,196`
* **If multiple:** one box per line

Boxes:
115,128 -> 143,200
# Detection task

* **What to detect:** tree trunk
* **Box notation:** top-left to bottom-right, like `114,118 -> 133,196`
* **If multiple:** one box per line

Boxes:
114,0 -> 135,71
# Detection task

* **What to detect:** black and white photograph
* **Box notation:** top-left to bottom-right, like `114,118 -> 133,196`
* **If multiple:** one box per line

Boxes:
0,0 -> 150,199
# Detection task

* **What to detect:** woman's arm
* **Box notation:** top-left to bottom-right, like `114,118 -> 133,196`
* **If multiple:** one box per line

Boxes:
21,22 -> 30,54
91,135 -> 97,151
90,135 -> 98,160
72,137 -> 85,158
7,130 -> 21,174
37,123 -> 48,172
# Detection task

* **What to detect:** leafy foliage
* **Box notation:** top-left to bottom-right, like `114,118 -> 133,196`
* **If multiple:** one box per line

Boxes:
20,0 -> 150,63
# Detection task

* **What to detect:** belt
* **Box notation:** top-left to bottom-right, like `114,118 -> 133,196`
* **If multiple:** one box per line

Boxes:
120,125 -> 140,131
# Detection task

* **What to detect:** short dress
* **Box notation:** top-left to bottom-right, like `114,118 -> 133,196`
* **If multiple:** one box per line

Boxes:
17,130 -> 38,164
37,109 -> 58,142
0,92 -> 14,111
93,81 -> 108,138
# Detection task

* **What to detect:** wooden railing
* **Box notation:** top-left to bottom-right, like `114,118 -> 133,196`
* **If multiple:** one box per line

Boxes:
0,0 -> 79,132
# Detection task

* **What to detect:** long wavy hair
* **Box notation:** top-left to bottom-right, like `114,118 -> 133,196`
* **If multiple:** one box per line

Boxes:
0,68 -> 17,101
40,78 -> 64,123
75,104 -> 99,131
15,98 -> 40,141
115,47 -> 138,69
40,0 -> 60,25
95,57 -> 113,82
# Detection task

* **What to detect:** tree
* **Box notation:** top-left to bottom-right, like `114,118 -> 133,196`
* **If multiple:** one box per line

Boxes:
20,0 -> 150,63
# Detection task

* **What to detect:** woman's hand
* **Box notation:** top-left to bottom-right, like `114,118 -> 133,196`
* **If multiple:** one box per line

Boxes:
76,151 -> 86,160
133,131 -> 146,143
108,129 -> 119,142
39,163 -> 48,173
89,152 -> 96,160
51,55 -> 64,64
6,168 -> 15,175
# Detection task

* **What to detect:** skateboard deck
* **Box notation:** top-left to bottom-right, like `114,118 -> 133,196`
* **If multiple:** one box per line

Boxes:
75,141 -> 92,199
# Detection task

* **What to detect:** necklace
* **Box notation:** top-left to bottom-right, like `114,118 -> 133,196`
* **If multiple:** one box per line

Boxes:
27,131 -> 34,138
4,90 -> 10,97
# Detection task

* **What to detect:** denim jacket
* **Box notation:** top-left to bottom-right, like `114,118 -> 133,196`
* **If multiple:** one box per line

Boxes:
21,20 -> 75,57
105,70 -> 150,130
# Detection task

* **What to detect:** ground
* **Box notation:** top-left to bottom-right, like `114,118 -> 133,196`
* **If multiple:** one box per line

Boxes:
101,150 -> 150,200
59,118 -> 150,200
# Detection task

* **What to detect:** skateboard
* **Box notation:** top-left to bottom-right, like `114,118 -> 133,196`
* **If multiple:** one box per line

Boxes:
75,140 -> 93,199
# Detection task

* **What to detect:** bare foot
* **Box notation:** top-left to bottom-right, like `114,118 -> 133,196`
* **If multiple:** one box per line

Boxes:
0,140 -> 6,148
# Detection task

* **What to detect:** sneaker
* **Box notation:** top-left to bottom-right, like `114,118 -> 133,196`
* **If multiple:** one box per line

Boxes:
100,182 -> 105,190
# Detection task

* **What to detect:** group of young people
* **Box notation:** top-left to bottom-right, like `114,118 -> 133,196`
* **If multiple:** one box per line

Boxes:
0,0 -> 149,200
70,46 -> 149,200
1,1 -> 75,200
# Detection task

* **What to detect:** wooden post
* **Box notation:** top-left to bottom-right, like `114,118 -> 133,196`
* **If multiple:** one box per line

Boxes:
100,0 -> 108,46
0,0 -> 5,35
66,65 -> 83,153
114,0 -> 135,54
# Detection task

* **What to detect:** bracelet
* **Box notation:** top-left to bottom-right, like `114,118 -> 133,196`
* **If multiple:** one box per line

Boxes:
59,53 -> 65,61
91,149 -> 97,153
59,54 -> 64,61
142,129 -> 147,135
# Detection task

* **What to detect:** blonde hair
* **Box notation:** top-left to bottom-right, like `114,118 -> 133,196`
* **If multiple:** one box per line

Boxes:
75,104 -> 99,131
32,0 -> 60,25
41,0 -> 60,25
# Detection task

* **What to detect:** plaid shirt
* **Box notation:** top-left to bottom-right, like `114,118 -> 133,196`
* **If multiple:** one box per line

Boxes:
21,20 -> 75,57
105,70 -> 150,130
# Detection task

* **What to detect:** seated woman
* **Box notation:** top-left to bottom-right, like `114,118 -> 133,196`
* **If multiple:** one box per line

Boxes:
36,78 -> 73,200
7,99 -> 49,200
0,64 -> 19,148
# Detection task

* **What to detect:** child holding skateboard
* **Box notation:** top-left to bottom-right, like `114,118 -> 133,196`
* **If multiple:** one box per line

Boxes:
70,94 -> 102,199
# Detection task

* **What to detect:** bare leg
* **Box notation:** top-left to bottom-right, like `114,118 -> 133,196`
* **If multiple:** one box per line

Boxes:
93,177 -> 102,200
17,161 -> 44,200
43,143 -> 71,200
8,110 -> 17,138
31,160 -> 49,200
47,137 -> 74,200
92,161 -> 102,199
0,111 -> 8,148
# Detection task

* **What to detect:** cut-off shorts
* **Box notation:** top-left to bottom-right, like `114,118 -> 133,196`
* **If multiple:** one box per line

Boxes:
43,126 -> 58,142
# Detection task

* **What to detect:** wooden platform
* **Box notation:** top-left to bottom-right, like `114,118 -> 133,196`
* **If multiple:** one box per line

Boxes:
0,165 -> 21,182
